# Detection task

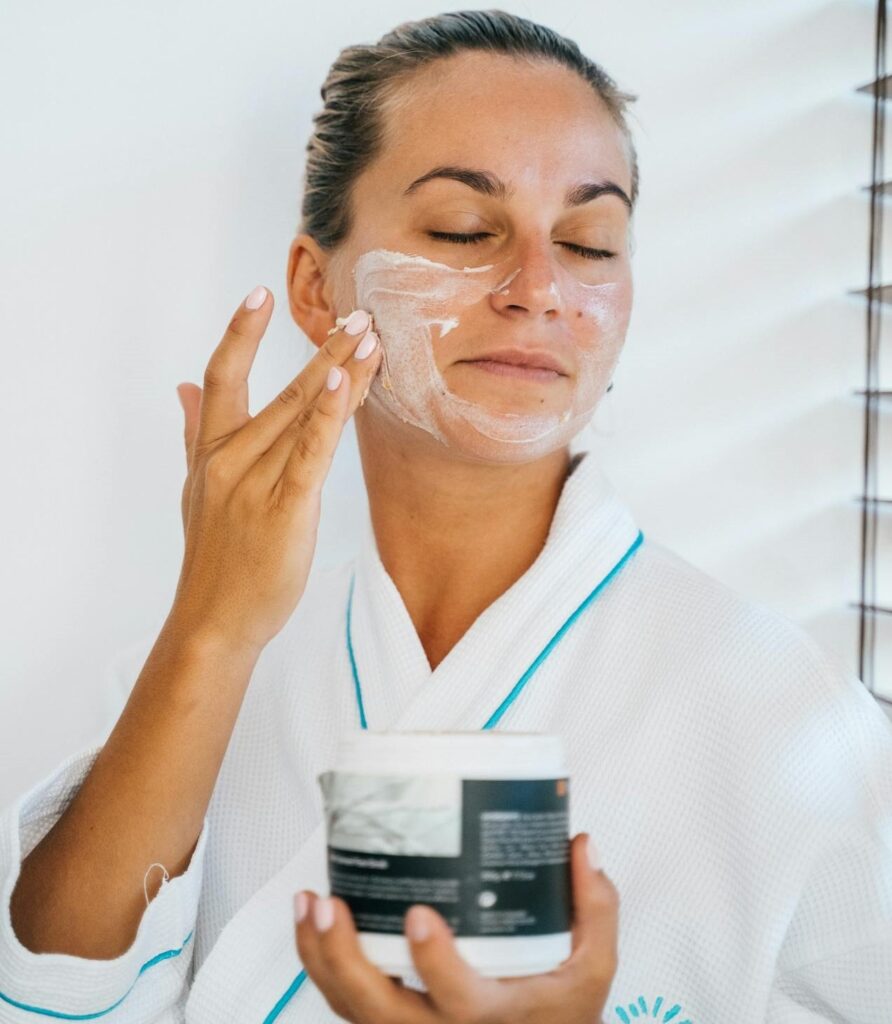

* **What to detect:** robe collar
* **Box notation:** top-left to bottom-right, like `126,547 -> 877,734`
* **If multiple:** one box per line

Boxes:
347,449 -> 644,733
184,453 -> 645,1021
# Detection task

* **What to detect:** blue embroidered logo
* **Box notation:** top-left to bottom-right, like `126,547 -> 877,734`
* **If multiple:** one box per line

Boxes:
612,994 -> 694,1023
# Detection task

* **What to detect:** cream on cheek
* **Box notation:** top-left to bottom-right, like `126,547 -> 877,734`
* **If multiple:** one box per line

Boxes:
345,247 -> 626,460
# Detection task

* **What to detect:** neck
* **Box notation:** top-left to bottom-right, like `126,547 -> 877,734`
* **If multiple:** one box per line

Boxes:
354,411 -> 573,670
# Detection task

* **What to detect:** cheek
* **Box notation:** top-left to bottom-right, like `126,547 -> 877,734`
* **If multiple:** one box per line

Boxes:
570,282 -> 631,357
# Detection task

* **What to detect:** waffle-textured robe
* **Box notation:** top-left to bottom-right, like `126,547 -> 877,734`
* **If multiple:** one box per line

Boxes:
2,450 -> 891,1023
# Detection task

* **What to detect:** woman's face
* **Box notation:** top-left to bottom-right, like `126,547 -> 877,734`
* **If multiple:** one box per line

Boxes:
323,50 -> 634,464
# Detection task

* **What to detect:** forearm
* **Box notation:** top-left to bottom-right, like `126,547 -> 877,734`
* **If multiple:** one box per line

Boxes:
10,617 -> 259,959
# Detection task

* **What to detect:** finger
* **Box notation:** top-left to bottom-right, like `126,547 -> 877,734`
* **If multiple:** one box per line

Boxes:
269,364 -> 351,497
224,309 -> 381,469
176,382 -> 203,466
295,892 -> 435,1024
248,328 -> 382,493
233,311 -> 380,471
196,284 -> 273,451
404,905 -> 503,1020
562,833 -> 620,978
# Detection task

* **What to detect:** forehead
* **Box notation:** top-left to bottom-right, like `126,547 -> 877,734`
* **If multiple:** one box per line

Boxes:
367,50 -> 632,200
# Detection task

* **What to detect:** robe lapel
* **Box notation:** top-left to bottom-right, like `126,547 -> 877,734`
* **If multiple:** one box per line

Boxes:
347,514 -> 433,730
351,450 -> 643,733
185,450 -> 645,1022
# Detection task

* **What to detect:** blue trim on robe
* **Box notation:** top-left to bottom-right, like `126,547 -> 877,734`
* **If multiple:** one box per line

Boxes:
271,529 -> 646,1021
0,930 -> 194,1019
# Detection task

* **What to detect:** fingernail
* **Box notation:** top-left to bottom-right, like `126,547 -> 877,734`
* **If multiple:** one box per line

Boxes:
354,330 -> 379,360
343,309 -> 371,335
245,285 -> 267,310
326,366 -> 342,391
314,897 -> 335,932
586,835 -> 601,872
405,905 -> 433,942
294,891 -> 308,923
176,385 -> 186,412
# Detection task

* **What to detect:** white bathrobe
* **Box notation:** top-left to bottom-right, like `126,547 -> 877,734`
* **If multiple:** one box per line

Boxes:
2,449 -> 891,1024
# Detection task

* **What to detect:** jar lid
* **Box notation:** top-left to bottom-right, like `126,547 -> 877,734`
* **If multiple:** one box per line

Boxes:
330,729 -> 566,777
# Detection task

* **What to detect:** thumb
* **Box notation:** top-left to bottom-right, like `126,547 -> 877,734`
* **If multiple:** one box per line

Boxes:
404,905 -> 499,1017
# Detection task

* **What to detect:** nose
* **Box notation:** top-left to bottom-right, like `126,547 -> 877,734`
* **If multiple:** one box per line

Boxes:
488,238 -> 564,320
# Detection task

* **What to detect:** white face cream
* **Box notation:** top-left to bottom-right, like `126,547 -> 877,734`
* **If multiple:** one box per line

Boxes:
337,247 -> 629,462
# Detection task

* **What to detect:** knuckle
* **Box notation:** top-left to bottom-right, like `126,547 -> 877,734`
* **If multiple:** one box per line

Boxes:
600,874 -> 621,905
316,343 -> 340,370
230,475 -> 261,511
590,869 -> 619,903
203,449 -> 234,485
294,426 -> 325,463
225,313 -> 252,341
291,404 -> 315,432
275,378 -> 307,408
274,472 -> 311,506
314,396 -> 342,423
202,364 -> 231,392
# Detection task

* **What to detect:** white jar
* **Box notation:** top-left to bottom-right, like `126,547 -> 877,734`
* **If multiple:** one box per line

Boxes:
318,730 -> 571,979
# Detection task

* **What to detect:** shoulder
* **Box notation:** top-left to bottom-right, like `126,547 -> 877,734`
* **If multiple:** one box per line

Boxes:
627,535 -> 892,803
624,534 -> 892,739
627,534 -> 851,686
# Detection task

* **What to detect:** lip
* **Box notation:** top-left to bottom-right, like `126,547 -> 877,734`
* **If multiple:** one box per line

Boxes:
458,347 -> 570,376
463,360 -> 564,382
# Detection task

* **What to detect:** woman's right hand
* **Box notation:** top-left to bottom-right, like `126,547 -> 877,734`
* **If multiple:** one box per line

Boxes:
170,285 -> 382,657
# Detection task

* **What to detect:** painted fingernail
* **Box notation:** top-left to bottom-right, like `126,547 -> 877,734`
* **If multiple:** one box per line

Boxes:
314,897 -> 335,932
586,835 -> 601,872
294,891 -> 308,923
405,905 -> 433,942
245,285 -> 267,310
326,366 -> 342,391
354,330 -> 379,360
343,309 -> 371,335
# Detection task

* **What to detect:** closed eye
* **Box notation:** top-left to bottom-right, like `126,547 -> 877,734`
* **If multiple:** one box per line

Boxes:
426,230 -> 616,261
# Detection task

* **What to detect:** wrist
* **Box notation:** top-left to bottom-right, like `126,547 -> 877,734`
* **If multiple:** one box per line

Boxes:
161,609 -> 265,667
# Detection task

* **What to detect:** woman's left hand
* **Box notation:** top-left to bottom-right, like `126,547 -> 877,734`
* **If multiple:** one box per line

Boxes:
293,832 -> 618,1023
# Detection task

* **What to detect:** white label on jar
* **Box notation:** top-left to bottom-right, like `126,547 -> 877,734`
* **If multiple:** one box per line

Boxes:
319,772 -> 571,937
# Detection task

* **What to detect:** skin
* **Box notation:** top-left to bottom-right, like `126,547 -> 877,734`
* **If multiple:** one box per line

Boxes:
289,50 -> 633,672
285,50 -> 633,1021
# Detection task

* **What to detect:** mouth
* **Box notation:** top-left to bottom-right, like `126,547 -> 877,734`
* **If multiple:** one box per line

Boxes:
456,346 -> 569,382
461,360 -> 563,382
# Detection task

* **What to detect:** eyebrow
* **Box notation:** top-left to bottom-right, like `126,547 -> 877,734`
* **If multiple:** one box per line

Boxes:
402,165 -> 633,212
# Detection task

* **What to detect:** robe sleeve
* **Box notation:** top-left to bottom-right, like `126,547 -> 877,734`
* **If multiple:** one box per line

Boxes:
0,641 -> 209,1023
765,666 -> 892,1023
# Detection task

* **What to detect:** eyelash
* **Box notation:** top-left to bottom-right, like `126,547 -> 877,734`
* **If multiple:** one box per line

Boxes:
426,230 -> 616,261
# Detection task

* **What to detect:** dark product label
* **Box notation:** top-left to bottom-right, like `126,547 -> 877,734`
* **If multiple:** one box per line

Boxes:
320,772 -> 571,937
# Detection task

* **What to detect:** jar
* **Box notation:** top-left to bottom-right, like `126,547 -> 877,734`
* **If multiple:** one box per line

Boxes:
317,730 -> 571,979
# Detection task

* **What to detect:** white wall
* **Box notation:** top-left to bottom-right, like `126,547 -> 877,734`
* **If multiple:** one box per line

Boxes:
2,0 -> 889,806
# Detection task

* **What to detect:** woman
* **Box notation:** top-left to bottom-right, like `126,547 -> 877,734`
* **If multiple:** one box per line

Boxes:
3,9 -> 891,1024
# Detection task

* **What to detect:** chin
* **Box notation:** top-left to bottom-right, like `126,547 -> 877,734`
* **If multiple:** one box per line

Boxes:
362,374 -> 596,466
428,408 -> 588,467
445,363 -> 571,418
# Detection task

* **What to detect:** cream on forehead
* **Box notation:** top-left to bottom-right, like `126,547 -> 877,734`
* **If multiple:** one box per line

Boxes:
348,247 -> 624,460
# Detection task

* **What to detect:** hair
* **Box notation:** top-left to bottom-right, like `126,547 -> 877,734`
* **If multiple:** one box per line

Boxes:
299,9 -> 639,252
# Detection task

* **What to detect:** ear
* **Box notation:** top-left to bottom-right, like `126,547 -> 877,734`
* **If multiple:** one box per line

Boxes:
286,233 -> 341,350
